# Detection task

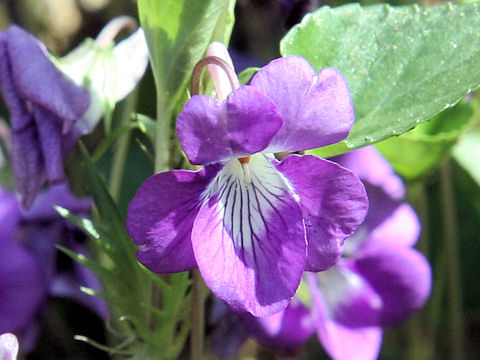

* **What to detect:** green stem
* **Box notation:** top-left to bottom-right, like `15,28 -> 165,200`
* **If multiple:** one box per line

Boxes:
190,270 -> 205,360
154,90 -> 171,174
439,160 -> 465,360
405,181 -> 431,360
109,91 -> 138,200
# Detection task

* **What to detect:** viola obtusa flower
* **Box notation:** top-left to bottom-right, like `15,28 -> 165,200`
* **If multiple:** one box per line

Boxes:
239,147 -> 432,360
0,26 -> 90,209
127,45 -> 368,316
0,188 -> 46,336
0,19 -> 149,209
0,184 -> 106,344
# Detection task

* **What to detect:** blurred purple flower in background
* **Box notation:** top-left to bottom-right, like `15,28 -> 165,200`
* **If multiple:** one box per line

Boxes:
0,19 -> 149,209
127,53 -> 368,316
0,26 -> 90,209
0,184 -> 105,349
230,147 -> 431,360
0,188 -> 46,336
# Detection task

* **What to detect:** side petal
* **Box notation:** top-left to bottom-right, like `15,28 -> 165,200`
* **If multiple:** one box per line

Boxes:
176,86 -> 282,165
126,165 -> 221,273
306,273 -> 383,360
354,244 -> 432,326
250,56 -> 354,152
276,155 -> 368,271
192,155 -> 306,316
6,25 -> 90,130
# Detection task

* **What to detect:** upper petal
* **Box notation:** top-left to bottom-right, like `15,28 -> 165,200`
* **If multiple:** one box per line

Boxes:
127,165 -> 221,273
276,155 -> 368,271
192,154 -> 306,316
176,86 -> 282,165
6,25 -> 90,131
250,56 -> 354,152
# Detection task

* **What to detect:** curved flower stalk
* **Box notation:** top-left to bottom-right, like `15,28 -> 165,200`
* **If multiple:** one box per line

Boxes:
238,147 -> 431,360
0,333 -> 18,360
127,43 -> 368,316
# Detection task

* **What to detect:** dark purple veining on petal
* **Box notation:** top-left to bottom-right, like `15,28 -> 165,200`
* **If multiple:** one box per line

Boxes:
192,155 -> 306,316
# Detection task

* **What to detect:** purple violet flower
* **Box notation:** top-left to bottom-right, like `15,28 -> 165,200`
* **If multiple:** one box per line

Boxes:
0,184 -> 106,344
127,45 -> 368,316
0,333 -> 19,360
0,188 -> 46,336
0,26 -> 90,209
240,147 -> 432,360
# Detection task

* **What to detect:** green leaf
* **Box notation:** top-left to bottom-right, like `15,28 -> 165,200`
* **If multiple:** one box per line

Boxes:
134,113 -> 157,144
281,3 -> 480,157
376,101 -> 475,179
238,67 -> 260,85
138,0 -> 236,112
453,130 -> 480,188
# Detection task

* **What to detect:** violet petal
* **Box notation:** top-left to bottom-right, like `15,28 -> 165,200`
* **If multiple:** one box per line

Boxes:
307,273 -> 383,360
0,189 -> 21,243
276,154 -> 368,271
315,265 -> 383,328
127,165 -> 221,273
0,238 -> 46,333
244,298 -> 314,351
10,129 -> 46,209
354,244 -> 432,326
250,56 -> 354,152
6,25 -> 90,131
192,155 -> 306,316
176,86 -> 282,165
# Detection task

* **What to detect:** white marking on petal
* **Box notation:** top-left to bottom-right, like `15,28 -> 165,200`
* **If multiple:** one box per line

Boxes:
317,267 -> 382,317
202,154 -> 298,252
